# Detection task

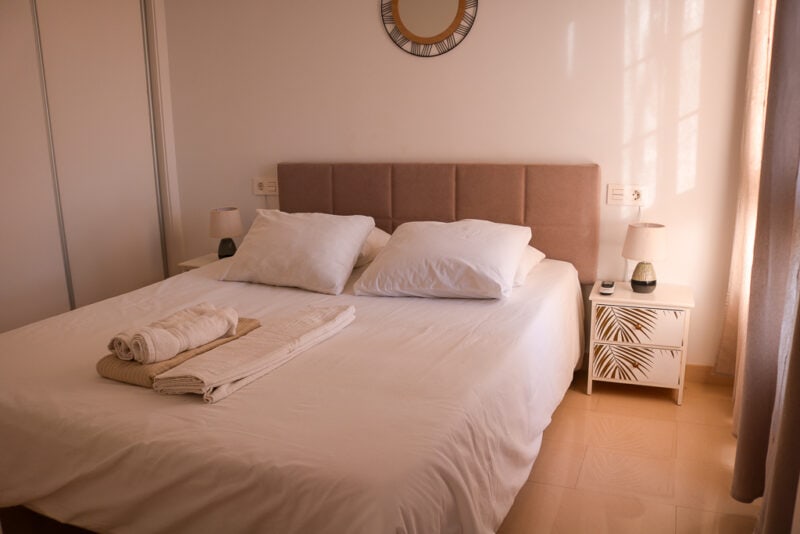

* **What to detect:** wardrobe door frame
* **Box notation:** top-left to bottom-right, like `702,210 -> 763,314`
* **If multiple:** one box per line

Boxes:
35,0 -> 169,308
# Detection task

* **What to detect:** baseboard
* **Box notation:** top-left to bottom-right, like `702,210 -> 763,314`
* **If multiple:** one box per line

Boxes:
685,364 -> 734,386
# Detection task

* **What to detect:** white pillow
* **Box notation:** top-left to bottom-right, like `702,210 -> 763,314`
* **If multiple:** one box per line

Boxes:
221,210 -> 374,295
354,219 -> 531,299
355,227 -> 391,268
513,246 -> 546,286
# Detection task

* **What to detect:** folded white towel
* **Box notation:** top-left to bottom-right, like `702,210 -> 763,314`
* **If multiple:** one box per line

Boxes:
109,303 -> 238,364
153,305 -> 355,403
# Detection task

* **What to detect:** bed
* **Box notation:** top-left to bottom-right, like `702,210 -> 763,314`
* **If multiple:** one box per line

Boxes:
0,163 -> 599,533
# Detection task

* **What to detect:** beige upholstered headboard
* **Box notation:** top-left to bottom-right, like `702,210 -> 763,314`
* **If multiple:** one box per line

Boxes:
277,163 -> 600,284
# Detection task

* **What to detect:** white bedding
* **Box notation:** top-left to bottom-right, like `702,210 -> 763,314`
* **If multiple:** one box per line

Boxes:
0,259 -> 583,534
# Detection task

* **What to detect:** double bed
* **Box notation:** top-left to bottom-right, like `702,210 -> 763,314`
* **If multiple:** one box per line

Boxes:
0,163 -> 599,533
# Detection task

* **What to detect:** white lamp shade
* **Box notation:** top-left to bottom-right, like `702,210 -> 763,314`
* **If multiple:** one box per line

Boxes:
209,207 -> 244,238
622,222 -> 666,262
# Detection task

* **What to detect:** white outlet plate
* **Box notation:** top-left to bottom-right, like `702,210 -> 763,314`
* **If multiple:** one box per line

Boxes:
606,184 -> 647,206
252,176 -> 279,196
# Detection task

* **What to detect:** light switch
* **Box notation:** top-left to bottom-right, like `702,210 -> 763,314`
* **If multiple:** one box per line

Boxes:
606,184 -> 647,206
252,176 -> 279,196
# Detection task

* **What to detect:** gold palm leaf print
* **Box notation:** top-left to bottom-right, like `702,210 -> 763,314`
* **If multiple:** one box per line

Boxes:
593,305 -> 682,381
595,305 -> 658,343
593,344 -> 654,381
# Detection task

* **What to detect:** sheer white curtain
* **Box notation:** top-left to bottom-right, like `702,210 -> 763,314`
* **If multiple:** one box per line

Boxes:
715,0 -> 775,434
730,0 -> 800,532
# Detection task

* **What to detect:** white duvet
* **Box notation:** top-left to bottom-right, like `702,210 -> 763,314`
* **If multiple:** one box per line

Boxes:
0,259 -> 582,534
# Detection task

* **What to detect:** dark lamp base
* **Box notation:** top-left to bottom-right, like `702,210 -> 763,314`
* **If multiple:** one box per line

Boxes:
217,238 -> 237,259
631,279 -> 657,293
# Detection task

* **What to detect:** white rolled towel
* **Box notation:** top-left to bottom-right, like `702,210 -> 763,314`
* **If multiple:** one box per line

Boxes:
109,303 -> 238,364
108,331 -> 136,360
109,303 -> 217,360
130,304 -> 238,364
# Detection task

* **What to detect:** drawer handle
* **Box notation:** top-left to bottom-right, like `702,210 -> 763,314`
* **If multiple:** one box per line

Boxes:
632,361 -> 640,369
634,323 -> 643,331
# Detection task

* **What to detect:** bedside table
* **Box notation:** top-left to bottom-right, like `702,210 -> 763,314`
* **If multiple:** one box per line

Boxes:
178,253 -> 219,272
587,281 -> 695,404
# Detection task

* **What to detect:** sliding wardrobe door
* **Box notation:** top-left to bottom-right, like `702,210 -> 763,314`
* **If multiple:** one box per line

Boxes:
0,0 -> 71,332
36,0 -> 164,307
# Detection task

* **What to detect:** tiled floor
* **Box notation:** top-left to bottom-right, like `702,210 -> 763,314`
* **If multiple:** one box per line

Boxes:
498,372 -> 762,534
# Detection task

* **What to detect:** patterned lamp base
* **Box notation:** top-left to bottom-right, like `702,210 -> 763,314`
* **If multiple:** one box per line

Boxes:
631,261 -> 657,293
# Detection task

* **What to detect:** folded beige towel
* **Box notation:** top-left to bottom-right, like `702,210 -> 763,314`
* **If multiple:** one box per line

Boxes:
153,305 -> 355,403
108,303 -> 239,364
97,318 -> 261,388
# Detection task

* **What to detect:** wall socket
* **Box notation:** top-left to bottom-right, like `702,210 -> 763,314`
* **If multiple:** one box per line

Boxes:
252,176 -> 279,196
606,184 -> 648,206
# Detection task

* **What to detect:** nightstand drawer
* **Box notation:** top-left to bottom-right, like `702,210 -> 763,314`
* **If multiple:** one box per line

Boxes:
592,343 -> 682,386
588,282 -> 694,404
594,304 -> 686,348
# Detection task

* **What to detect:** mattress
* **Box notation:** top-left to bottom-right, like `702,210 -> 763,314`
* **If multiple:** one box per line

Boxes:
0,258 -> 583,533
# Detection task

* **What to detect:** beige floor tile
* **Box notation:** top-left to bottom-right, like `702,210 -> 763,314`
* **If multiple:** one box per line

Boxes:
543,406 -> 594,445
528,438 -> 587,487
504,376 -> 761,532
561,372 -> 602,410
674,392 -> 734,427
577,447 -> 676,500
545,407 -> 677,458
593,383 -> 680,420
675,506 -> 758,534
499,482 -> 676,534
682,382 -> 734,399
676,421 -> 737,467
674,458 -> 762,515
560,386 -> 601,410
591,412 -> 677,458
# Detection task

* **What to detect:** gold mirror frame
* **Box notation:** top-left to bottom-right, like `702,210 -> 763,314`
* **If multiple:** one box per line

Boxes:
380,0 -> 478,57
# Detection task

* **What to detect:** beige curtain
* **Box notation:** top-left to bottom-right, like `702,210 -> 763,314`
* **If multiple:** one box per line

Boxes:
715,0 -> 775,435
731,0 -> 800,532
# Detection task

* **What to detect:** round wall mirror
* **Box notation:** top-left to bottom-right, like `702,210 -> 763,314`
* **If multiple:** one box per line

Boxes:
380,0 -> 478,57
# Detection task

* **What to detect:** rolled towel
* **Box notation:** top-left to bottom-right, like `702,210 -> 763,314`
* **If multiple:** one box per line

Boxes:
130,304 -> 238,364
108,331 -> 136,360
108,303 -> 218,360
154,305 -> 355,403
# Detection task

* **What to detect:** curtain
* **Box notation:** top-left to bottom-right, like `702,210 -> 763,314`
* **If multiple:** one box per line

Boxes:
715,0 -> 775,436
731,1 -> 800,532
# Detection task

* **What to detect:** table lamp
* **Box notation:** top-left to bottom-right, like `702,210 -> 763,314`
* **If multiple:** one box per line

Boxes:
622,222 -> 666,293
210,207 -> 244,259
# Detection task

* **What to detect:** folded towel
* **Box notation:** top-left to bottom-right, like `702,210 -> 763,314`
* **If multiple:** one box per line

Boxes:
108,303 -> 239,364
153,305 -> 355,403
97,318 -> 261,388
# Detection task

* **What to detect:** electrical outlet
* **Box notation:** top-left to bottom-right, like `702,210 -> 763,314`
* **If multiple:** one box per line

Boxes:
606,184 -> 647,206
252,176 -> 279,196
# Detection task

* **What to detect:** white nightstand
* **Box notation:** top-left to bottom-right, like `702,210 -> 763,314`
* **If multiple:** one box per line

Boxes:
178,253 -> 219,272
587,281 -> 695,404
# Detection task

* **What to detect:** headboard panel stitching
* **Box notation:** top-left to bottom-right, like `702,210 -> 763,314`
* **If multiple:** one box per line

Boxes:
277,162 -> 600,284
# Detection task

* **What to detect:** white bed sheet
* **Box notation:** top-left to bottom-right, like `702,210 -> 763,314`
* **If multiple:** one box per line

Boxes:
0,259 -> 583,534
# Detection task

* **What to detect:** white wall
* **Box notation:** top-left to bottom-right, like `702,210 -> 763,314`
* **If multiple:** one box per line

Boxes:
161,0 -> 751,366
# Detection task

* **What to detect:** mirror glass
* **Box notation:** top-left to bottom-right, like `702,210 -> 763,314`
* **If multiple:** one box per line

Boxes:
397,0 -> 459,40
